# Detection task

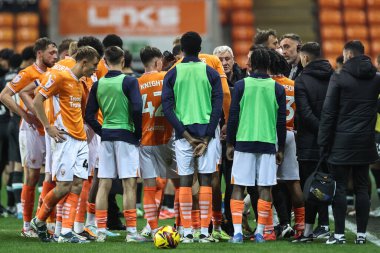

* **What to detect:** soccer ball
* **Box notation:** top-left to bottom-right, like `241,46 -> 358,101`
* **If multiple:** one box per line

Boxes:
154,225 -> 180,249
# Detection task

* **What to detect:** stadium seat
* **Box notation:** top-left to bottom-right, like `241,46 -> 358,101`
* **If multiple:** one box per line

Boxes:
368,10 -> 380,24
232,0 -> 254,10
0,28 -> 14,42
367,0 -> 380,8
235,55 -> 249,68
16,27 -> 39,42
39,0 -> 50,25
319,0 -> 341,9
370,42 -> 380,56
320,26 -> 345,40
0,42 -> 13,49
370,26 -> 380,38
15,42 -> 34,53
16,12 -> 39,27
360,40 -> 370,54
232,26 -> 255,41
0,12 -> 14,27
319,10 -> 342,25
322,40 -> 344,54
343,10 -> 366,25
232,40 -> 252,56
343,0 -> 365,8
219,10 -> 229,25
218,0 -> 231,11
231,10 -> 255,26
345,26 -> 368,40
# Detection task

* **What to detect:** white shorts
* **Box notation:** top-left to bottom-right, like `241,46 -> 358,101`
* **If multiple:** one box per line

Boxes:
98,141 -> 140,179
25,127 -> 45,169
86,125 -> 100,176
215,126 -> 222,165
45,134 -> 53,174
51,135 -> 89,181
140,140 -> 178,179
231,151 -> 277,186
277,131 -> 300,181
175,137 -> 218,176
19,130 -> 27,167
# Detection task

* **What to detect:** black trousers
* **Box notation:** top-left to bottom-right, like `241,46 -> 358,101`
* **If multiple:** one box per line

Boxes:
221,142 -> 233,221
299,161 -> 329,226
330,165 -> 370,234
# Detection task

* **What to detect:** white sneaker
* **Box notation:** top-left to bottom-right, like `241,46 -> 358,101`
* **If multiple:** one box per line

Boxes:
140,225 -> 152,238
96,231 -> 107,242
21,229 -> 38,238
370,207 -> 380,217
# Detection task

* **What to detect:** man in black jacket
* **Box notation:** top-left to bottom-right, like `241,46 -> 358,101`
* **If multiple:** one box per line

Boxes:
293,42 -> 333,242
318,40 -> 380,244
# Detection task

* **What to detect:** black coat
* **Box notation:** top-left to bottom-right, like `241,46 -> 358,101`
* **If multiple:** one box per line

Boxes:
295,59 -> 333,161
318,55 -> 380,165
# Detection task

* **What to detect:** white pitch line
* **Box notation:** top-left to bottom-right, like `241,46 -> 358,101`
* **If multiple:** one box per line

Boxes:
329,214 -> 380,247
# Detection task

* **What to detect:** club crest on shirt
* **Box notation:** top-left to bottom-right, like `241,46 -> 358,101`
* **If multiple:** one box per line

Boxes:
11,74 -> 22,84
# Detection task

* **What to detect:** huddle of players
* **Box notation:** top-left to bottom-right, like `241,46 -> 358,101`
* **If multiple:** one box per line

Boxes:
0,31 -> 305,244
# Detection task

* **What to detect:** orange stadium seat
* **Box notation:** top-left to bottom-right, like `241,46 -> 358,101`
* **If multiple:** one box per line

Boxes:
319,10 -> 342,25
0,28 -> 14,42
16,12 -> 39,27
16,27 -> 39,42
232,40 -> 252,56
219,10 -> 229,25
39,0 -> 50,25
231,10 -> 255,26
319,0 -> 341,8
360,40 -> 370,54
0,12 -> 14,27
0,42 -> 13,49
370,42 -> 380,56
322,40 -> 344,54
368,10 -> 380,24
343,0 -> 365,8
218,0 -> 231,11
232,0 -> 254,10
320,26 -> 345,40
345,26 -> 368,39
232,26 -> 255,41
343,10 -> 366,25
370,26 -> 380,38
235,55 -> 249,68
367,0 -> 380,8
15,42 -> 34,53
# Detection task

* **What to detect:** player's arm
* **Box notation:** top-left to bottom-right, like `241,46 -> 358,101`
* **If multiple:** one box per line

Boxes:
84,81 -> 102,136
19,81 -> 39,116
205,66 -> 223,143
33,92 -> 65,142
123,78 -> 143,140
226,80 -> 244,160
275,82 -> 287,164
35,73 -> 66,142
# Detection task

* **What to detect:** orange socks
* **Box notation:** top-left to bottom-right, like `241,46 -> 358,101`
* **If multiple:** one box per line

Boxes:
257,199 -> 272,235
75,179 -> 91,224
37,188 -> 61,221
61,192 -> 79,234
294,207 -> 305,232
199,186 -> 212,234
212,210 -> 223,231
36,181 -> 55,216
144,186 -> 158,230
174,187 -> 181,227
124,209 -> 137,233
95,209 -> 107,231
191,210 -> 201,229
179,187 -> 192,229
22,185 -> 35,224
231,199 -> 244,235
155,178 -> 167,208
